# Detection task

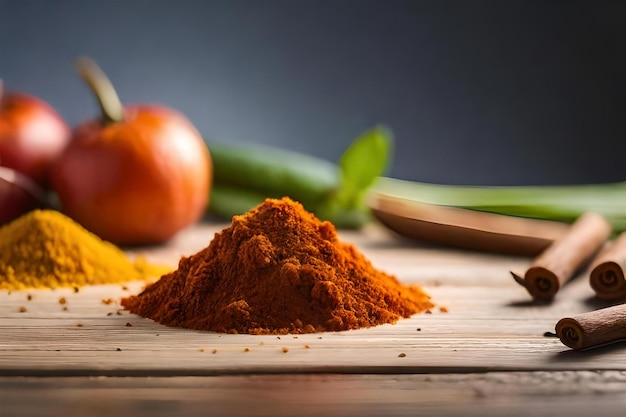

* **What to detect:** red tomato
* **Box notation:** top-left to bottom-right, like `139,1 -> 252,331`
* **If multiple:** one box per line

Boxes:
0,86 -> 70,188
52,105 -> 212,245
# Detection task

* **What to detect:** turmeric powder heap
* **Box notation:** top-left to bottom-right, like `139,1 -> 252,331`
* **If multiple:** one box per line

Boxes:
0,210 -> 170,290
122,197 -> 433,334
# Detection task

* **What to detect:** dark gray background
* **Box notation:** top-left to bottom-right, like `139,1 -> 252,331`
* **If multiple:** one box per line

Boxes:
1,0 -> 625,185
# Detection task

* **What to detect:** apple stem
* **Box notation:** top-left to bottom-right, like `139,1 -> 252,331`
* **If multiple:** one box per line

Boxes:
75,57 -> 124,125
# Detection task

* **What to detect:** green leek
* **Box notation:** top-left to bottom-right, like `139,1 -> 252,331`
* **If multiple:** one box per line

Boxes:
373,177 -> 626,232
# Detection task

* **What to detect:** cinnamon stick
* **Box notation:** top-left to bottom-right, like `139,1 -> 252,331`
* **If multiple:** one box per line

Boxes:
555,304 -> 626,350
589,232 -> 626,300
512,212 -> 611,300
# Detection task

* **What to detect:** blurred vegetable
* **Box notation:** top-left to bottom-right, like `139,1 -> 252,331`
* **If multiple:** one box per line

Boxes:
373,177 -> 626,232
0,80 -> 70,188
207,126 -> 392,228
316,126 -> 393,222
210,142 -> 339,209
0,166 -> 48,225
209,184 -> 275,219
51,57 -> 212,245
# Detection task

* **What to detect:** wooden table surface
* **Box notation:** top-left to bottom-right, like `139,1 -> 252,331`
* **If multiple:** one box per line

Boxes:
2,221 -> 626,416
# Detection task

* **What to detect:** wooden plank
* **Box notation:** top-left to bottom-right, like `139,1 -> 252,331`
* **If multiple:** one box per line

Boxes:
2,373 -> 626,417
2,222 -> 624,376
0,282 -> 622,375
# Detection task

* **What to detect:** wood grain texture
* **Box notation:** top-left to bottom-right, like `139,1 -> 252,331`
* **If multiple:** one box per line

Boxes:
2,221 -> 626,377
3,372 -> 626,417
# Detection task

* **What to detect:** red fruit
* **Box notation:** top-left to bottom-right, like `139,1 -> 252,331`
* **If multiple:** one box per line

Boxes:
0,81 -> 70,188
51,58 -> 211,245
0,166 -> 47,225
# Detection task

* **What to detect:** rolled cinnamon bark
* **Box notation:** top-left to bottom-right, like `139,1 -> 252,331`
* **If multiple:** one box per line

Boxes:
555,304 -> 626,350
512,212 -> 611,300
589,232 -> 626,300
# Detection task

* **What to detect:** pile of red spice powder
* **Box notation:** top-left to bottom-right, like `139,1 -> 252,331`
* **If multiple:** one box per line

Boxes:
121,197 -> 433,334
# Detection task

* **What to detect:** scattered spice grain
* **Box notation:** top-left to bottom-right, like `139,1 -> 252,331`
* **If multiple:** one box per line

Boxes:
59,297 -> 66,305
122,198 -> 433,334
282,347 -> 289,353
26,294 -> 32,301
18,306 -> 26,313
398,353 -> 406,358
125,322 -> 132,327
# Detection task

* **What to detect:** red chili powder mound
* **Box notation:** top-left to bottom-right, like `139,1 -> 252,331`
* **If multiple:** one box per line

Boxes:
121,197 -> 433,334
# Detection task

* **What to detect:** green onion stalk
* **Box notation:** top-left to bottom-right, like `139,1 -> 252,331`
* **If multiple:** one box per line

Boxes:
373,177 -> 626,233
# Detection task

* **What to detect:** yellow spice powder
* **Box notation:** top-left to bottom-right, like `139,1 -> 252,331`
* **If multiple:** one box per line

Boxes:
0,210 -> 171,290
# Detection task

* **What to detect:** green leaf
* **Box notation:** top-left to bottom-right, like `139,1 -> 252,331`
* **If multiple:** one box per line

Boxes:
337,126 -> 393,207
